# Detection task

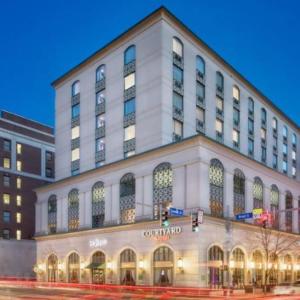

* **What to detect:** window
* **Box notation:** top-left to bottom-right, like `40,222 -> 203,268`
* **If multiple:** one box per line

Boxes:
172,37 -> 183,57
124,125 -> 135,141
96,138 -> 105,152
292,150 -> 296,160
173,65 -> 183,84
16,177 -> 21,189
3,194 -> 10,205
124,150 -> 135,158
71,148 -> 80,161
233,86 -> 240,101
253,177 -> 263,209
248,119 -> 254,135
68,189 -> 79,231
283,125 -> 288,138
215,119 -> 223,134
3,211 -> 10,223
3,139 -> 11,152
71,104 -> 80,119
208,246 -> 224,288
16,143 -> 22,154
273,135 -> 278,149
68,252 -> 80,283
124,98 -> 135,116
16,160 -> 22,171
173,92 -> 183,110
3,229 -> 10,240
96,91 -> 105,105
216,97 -> 223,113
124,45 -> 136,65
273,153 -> 278,169
124,73 -> 135,90
71,81 -> 80,96
233,108 -> 240,126
46,151 -> 53,162
196,107 -> 205,122
285,192 -> 293,232
248,138 -> 254,155
233,169 -> 245,216
96,114 -> 105,128
270,185 -> 279,229
120,173 -> 136,224
16,230 -> 21,240
261,128 -> 266,141
196,55 -> 205,76
173,119 -> 183,137
283,143 -> 288,155
283,161 -> 287,173
216,72 -> 224,92
292,133 -> 297,146
272,118 -> 277,132
196,82 -> 205,100
248,98 -> 254,114
46,168 -> 53,178
120,249 -> 136,285
71,126 -> 80,139
48,195 -> 57,234
16,212 -> 21,224
261,108 -> 267,125
3,158 -> 11,169
209,159 -> 224,217
16,195 -> 21,206
261,146 -> 266,163
3,175 -> 10,187
92,182 -> 105,228
232,129 -> 240,145
292,167 -> 296,177
96,65 -> 105,82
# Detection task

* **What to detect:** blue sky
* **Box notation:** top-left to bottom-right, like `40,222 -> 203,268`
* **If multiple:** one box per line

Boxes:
0,0 -> 299,127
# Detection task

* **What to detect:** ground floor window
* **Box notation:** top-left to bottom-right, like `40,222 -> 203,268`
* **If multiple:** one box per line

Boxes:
68,252 -> 80,283
208,246 -> 224,288
88,251 -> 106,284
47,254 -> 58,282
120,249 -> 136,285
252,250 -> 263,287
153,246 -> 174,286
297,256 -> 300,280
283,254 -> 292,283
231,248 -> 245,289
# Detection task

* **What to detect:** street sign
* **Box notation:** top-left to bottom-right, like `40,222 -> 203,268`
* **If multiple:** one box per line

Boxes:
235,212 -> 253,220
169,207 -> 184,216
198,209 -> 204,224
253,208 -> 263,215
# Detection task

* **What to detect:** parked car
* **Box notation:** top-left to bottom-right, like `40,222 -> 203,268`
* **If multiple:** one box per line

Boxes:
272,281 -> 300,295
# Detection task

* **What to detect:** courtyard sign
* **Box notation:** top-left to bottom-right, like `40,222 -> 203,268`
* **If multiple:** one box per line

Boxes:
142,226 -> 182,241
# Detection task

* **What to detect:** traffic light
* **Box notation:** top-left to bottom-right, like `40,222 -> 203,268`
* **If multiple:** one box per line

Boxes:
191,212 -> 199,232
161,209 -> 169,227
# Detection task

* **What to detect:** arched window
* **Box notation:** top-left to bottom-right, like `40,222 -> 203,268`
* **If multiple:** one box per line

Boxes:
209,159 -> 224,217
253,177 -> 264,209
270,185 -> 279,229
285,191 -> 293,232
261,108 -> 267,124
96,65 -> 105,82
196,55 -> 205,77
153,246 -> 174,286
172,37 -> 183,58
283,254 -> 293,283
91,251 -> 106,284
208,246 -> 224,288
47,254 -> 58,282
124,45 -> 136,65
71,81 -> 80,97
272,117 -> 278,131
68,252 -> 80,283
231,248 -> 245,288
120,173 -> 135,224
233,85 -> 240,101
48,195 -> 57,234
92,182 -> 105,228
216,72 -> 224,92
153,162 -> 173,219
68,189 -> 79,231
233,169 -> 245,216
269,252 -> 279,284
120,249 -> 136,285
297,255 -> 300,280
252,250 -> 263,287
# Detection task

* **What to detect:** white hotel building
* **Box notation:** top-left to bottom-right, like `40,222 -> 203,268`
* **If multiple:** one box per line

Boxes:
35,7 -> 300,288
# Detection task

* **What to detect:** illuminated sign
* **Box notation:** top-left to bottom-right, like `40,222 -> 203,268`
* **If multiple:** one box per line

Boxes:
89,238 -> 108,248
142,226 -> 182,241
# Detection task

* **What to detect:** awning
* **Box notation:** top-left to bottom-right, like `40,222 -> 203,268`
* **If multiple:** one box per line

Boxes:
85,263 -> 105,269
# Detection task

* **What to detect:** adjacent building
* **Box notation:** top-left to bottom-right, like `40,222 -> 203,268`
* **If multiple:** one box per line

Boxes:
34,7 -> 300,288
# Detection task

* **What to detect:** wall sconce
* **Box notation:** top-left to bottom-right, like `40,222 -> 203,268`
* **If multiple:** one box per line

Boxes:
280,263 -> 287,271
229,261 -> 235,269
58,262 -> 65,271
139,259 -> 144,269
295,264 -> 300,271
107,261 -> 112,270
80,262 -> 86,270
247,261 -> 254,269
177,258 -> 183,271
258,263 -> 262,270
267,263 -> 272,269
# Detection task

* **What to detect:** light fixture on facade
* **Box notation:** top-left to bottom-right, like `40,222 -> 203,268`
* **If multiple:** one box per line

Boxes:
107,261 -> 112,270
58,262 -> 65,271
80,262 -> 86,270
229,261 -> 235,269
247,261 -> 254,269
139,259 -> 144,269
177,257 -> 183,269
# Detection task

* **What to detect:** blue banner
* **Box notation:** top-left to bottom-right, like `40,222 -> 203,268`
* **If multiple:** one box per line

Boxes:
235,212 -> 253,220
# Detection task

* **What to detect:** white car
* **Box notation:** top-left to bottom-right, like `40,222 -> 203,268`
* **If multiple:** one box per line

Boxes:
273,281 -> 300,295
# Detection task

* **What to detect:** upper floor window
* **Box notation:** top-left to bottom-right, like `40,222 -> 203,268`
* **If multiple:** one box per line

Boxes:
124,98 -> 135,116
233,86 -> 240,101
216,72 -> 224,92
96,91 -> 105,105
71,81 -> 80,96
71,126 -> 80,140
48,195 -> 57,234
120,173 -> 136,224
272,117 -> 277,132
96,65 -> 105,82
72,104 -> 80,119
292,133 -> 297,146
124,45 -> 136,65
283,125 -> 288,138
68,189 -> 79,231
173,65 -> 183,84
3,139 -> 11,152
196,56 -> 205,77
96,114 -> 105,128
124,73 -> 135,90
248,97 -> 254,114
172,37 -> 183,58
261,108 -> 267,125
92,181 -> 105,228
124,125 -> 135,141
173,92 -> 183,110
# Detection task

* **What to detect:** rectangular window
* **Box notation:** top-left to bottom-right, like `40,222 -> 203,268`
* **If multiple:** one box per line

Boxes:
173,92 -> 183,110
292,133 -> 297,146
71,104 -> 80,119
3,158 -> 11,169
3,139 -> 11,152
248,99 -> 254,114
283,143 -> 288,155
3,211 -> 10,223
96,114 -> 105,128
16,177 -> 21,189
273,154 -> 278,169
3,194 -> 10,205
261,146 -> 266,162
96,91 -> 105,105
196,107 -> 205,122
16,230 -> 21,240
215,119 -> 223,134
124,73 -> 135,90
16,195 -> 22,207
16,143 -> 22,154
124,125 -> 135,141
16,160 -> 22,171
173,119 -> 183,137
71,126 -> 80,139
3,229 -> 10,240
248,138 -> 254,155
272,118 -> 277,131
71,148 -> 80,162
124,151 -> 135,158
216,97 -> 223,113
233,86 -> 239,100
248,119 -> 254,134
3,175 -> 10,187
16,213 -> 21,224
232,129 -> 240,146
261,128 -> 266,141
196,82 -> 205,100
233,108 -> 240,126
46,151 -> 53,162
124,98 -> 135,116
273,136 -> 278,148
96,138 -> 105,152
292,167 -> 296,177
292,150 -> 296,160
283,161 -> 288,173
46,168 -> 53,178
173,65 -> 183,84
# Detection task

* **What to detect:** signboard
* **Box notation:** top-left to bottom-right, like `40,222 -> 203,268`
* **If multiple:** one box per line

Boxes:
235,212 -> 253,220
142,226 -> 182,241
169,207 -> 184,216
89,238 -> 108,248
253,208 -> 263,220
198,209 -> 204,224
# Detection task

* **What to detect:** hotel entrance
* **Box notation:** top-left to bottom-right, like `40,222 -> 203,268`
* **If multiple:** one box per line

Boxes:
47,254 -> 58,282
88,251 -> 106,284
68,252 -> 80,283
120,249 -> 136,285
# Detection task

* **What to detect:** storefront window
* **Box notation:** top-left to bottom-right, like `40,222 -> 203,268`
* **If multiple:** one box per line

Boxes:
120,173 -> 136,224
269,253 -> 279,285
120,249 -> 136,285
231,248 -> 245,288
90,251 -> 105,284
252,250 -> 263,287
92,182 -> 105,228
297,256 -> 300,280
153,247 -> 174,286
233,169 -> 245,216
68,252 -> 80,283
47,254 -> 58,282
283,254 -> 292,283
208,246 -> 224,288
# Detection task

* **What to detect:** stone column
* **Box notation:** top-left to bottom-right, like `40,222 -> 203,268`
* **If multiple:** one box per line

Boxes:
79,192 -> 86,229
61,197 -> 68,231
292,197 -> 299,234
279,192 -> 285,231
245,179 -> 253,224
264,186 -> 271,212
173,165 -> 185,209
41,201 -> 48,234
199,161 -> 210,213
104,185 -> 112,224
56,197 -> 63,231
84,190 -> 92,228
224,171 -> 234,218
35,202 -> 42,234
111,183 -> 120,223
186,162 -> 200,209
41,147 -> 46,177
143,174 -> 153,217
135,176 -> 144,219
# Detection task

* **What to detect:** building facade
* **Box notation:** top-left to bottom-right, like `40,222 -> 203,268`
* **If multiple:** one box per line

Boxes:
35,7 -> 300,288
